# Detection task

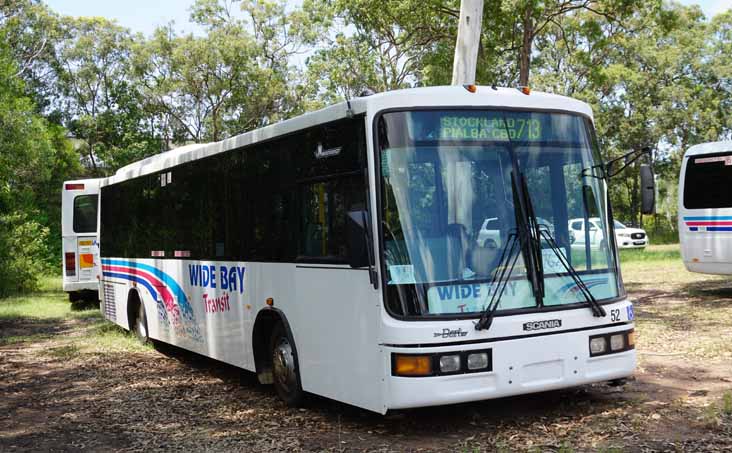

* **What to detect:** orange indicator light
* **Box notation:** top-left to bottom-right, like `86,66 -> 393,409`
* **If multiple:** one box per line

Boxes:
463,84 -> 477,93
394,354 -> 432,376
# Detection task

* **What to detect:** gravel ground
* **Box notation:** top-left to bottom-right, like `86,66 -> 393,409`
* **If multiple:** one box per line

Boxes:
1,269 -> 731,452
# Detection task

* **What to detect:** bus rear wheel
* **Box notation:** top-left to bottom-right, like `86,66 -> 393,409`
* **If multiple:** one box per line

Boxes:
133,302 -> 149,344
269,322 -> 303,406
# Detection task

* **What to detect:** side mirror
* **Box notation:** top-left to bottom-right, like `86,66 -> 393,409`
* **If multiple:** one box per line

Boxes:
346,210 -> 370,268
640,164 -> 655,215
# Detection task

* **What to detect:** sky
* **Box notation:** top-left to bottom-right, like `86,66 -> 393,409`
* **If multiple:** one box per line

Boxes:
44,0 -> 732,38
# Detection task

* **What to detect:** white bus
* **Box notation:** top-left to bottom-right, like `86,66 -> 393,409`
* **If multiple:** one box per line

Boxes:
679,140 -> 732,274
99,86 -> 643,413
62,178 -> 101,303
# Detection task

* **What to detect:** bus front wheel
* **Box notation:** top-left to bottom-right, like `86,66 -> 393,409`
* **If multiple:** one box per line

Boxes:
269,322 -> 303,406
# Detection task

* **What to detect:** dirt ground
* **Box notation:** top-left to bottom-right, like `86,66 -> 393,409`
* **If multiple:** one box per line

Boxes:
1,255 -> 731,452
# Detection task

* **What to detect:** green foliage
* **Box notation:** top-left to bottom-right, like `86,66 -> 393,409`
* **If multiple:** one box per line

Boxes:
619,245 -> 680,263
723,391 -> 732,416
53,15 -> 162,171
0,212 -> 51,296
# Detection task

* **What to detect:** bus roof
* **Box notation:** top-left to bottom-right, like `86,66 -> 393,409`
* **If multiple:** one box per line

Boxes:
105,86 -> 594,186
684,140 -> 732,158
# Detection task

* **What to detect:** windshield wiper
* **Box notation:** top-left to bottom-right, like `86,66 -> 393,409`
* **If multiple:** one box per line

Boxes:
520,173 -> 545,301
475,174 -> 526,331
519,172 -> 607,318
537,226 -> 606,317
476,114 -> 606,331
475,117 -> 545,331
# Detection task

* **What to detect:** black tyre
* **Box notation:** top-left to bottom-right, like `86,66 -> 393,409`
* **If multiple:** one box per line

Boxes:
269,322 -> 303,406
132,302 -> 149,344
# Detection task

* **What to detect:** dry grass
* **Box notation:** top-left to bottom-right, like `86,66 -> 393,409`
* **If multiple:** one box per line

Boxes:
620,244 -> 732,362
2,264 -> 731,452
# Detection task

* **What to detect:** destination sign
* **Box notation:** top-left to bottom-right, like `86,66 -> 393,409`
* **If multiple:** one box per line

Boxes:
439,116 -> 542,141
380,110 -> 587,148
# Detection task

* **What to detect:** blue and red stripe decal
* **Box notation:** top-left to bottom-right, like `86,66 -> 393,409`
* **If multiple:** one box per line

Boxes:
683,216 -> 732,232
101,258 -> 196,324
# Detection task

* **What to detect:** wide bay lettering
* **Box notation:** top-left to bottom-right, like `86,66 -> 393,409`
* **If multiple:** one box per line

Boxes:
432,281 -> 519,313
188,264 -> 246,294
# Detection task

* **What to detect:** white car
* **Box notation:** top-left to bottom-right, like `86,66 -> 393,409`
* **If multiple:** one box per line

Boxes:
613,220 -> 648,249
477,217 -> 554,249
568,218 -> 647,249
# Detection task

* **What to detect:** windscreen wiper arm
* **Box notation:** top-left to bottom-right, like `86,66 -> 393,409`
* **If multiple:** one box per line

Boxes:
475,173 -> 529,331
536,226 -> 607,317
518,169 -> 606,318
519,173 -> 545,302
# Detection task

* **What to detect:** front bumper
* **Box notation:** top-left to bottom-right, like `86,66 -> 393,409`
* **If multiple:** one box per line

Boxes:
617,239 -> 647,248
384,323 -> 635,410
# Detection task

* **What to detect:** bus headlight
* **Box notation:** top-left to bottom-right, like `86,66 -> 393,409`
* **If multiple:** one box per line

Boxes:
467,352 -> 489,370
610,334 -> 625,351
439,354 -> 461,373
589,329 -> 634,357
392,349 -> 492,377
590,337 -> 607,355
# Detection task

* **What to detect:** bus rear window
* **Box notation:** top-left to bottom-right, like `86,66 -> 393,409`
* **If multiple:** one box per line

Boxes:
684,153 -> 732,209
73,195 -> 98,233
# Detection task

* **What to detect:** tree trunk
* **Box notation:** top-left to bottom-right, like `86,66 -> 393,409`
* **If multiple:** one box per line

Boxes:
88,141 -> 98,175
451,0 -> 484,85
630,168 -> 639,227
519,5 -> 534,86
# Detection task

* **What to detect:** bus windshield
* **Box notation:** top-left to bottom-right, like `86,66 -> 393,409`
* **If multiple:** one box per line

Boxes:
377,109 -> 621,317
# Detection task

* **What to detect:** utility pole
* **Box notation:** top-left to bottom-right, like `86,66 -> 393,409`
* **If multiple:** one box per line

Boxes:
451,0 -> 484,85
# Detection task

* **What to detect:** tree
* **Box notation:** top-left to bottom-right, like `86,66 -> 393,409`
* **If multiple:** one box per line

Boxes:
52,16 -> 160,173
306,0 -> 456,99
0,35 -> 79,294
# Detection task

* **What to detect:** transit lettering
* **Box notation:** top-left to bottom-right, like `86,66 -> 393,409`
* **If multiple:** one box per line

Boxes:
203,293 -> 231,313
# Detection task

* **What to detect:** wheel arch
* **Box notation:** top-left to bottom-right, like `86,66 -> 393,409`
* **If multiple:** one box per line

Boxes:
126,288 -> 143,332
252,307 -> 299,386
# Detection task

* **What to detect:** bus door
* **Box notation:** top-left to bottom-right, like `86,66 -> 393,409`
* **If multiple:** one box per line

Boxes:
293,175 -> 382,412
62,184 -> 99,289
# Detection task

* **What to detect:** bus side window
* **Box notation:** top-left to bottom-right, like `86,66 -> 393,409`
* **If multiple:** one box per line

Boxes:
300,178 -> 364,262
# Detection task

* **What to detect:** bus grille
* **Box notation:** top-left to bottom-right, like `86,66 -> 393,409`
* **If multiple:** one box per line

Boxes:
103,283 -> 116,321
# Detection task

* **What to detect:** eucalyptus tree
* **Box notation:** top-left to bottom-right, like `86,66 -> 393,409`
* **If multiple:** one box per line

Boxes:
529,2 -> 731,226
51,16 -> 160,173
306,0 -> 456,100
133,0 -> 326,143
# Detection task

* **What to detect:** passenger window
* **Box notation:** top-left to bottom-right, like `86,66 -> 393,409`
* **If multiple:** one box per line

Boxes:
300,177 -> 364,261
571,221 -> 582,231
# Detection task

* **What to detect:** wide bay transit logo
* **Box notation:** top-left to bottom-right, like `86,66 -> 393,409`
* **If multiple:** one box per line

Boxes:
188,264 -> 246,314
